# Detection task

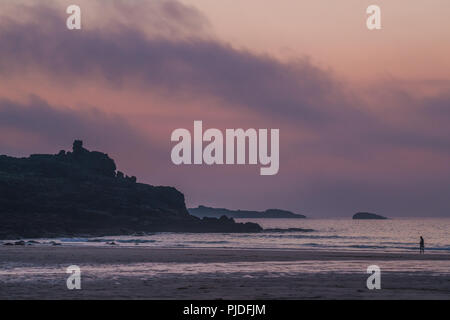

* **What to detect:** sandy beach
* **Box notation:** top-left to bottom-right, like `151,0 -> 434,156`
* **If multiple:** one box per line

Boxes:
1,246 -> 449,299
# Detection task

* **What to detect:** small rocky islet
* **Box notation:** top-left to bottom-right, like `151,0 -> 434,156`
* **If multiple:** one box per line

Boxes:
352,212 -> 388,220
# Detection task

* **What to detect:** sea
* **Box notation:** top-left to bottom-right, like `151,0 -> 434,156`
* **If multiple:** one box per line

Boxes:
21,217 -> 449,253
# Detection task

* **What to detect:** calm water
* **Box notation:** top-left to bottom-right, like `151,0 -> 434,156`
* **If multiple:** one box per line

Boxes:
17,218 -> 449,253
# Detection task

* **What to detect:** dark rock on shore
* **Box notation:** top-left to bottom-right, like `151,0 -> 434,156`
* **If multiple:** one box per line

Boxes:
189,205 -> 306,219
0,141 -> 262,239
352,212 -> 388,220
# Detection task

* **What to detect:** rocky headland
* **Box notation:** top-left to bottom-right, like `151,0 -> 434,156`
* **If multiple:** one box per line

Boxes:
0,141 -> 262,239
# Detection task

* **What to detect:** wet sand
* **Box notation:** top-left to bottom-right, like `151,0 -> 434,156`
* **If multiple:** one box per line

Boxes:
1,246 -> 449,299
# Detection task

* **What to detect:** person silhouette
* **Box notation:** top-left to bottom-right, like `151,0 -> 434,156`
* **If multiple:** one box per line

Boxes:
420,236 -> 424,254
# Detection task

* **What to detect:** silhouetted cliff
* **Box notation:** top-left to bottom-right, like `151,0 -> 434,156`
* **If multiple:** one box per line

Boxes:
189,205 -> 306,219
0,141 -> 261,239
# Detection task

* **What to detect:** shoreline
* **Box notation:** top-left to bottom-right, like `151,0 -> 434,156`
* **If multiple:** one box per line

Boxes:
1,246 -> 449,299
1,246 -> 450,264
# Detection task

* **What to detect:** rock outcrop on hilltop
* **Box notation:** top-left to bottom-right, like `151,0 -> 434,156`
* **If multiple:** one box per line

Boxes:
0,141 -> 262,239
189,205 -> 306,219
352,212 -> 388,220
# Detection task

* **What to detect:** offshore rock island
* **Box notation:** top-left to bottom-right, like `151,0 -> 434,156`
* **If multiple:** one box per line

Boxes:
0,141 -> 262,239
352,212 -> 388,220
189,205 -> 306,219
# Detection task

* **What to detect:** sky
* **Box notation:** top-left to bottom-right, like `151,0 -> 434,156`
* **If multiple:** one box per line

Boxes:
0,0 -> 449,217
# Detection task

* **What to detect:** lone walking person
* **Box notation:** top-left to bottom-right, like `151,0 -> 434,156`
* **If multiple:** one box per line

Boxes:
420,236 -> 425,254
